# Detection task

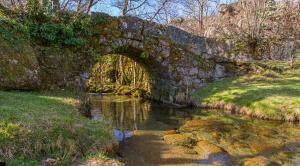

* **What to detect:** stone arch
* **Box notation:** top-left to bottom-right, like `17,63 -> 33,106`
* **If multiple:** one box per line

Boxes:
90,40 -> 174,103
85,13 -> 235,105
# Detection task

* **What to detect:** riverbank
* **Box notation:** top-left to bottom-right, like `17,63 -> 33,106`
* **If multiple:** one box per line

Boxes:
0,90 -> 116,165
192,61 -> 300,122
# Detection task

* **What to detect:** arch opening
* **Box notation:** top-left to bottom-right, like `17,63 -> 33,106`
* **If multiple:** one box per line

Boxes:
87,54 -> 151,98
87,45 -> 174,103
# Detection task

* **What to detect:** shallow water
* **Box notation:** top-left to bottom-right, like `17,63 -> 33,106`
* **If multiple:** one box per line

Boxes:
90,94 -> 300,166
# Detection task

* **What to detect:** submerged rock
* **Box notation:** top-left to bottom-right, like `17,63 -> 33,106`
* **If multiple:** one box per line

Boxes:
195,140 -> 225,157
249,143 -> 272,152
211,132 -> 222,140
284,141 -> 300,151
163,130 -> 178,135
163,134 -> 191,145
195,140 -> 231,165
180,119 -> 227,132
180,119 -> 215,132
243,156 -> 270,166
229,142 -> 252,156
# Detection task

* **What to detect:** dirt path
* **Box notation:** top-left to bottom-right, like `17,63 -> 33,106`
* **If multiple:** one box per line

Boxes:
119,130 -> 201,166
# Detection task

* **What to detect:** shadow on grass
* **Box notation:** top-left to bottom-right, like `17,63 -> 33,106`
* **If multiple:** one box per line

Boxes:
231,87 -> 300,106
0,90 -> 80,122
195,76 -> 300,114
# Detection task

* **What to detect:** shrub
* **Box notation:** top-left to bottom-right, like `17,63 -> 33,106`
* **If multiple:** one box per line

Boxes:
29,22 -> 89,46
91,12 -> 111,25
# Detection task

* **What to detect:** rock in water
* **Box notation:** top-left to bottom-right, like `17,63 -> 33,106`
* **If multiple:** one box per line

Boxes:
163,134 -> 191,146
195,140 -> 231,166
243,156 -> 270,166
163,130 -> 178,135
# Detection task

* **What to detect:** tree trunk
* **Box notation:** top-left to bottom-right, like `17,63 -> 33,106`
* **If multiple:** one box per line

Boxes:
121,102 -> 126,141
133,100 -> 137,130
197,0 -> 205,34
76,0 -> 82,13
133,61 -> 137,88
16,0 -> 24,9
85,0 -> 94,13
10,0 -> 16,7
118,56 -> 124,85
52,0 -> 60,12
123,0 -> 129,16
290,44 -> 296,67
200,3 -> 204,31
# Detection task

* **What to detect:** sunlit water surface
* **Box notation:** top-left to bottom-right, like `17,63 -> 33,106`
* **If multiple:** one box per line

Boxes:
89,94 -> 300,165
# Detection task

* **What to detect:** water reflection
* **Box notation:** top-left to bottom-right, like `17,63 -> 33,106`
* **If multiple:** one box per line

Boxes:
114,129 -> 134,141
90,94 -> 151,141
89,94 -> 300,165
89,94 -> 194,140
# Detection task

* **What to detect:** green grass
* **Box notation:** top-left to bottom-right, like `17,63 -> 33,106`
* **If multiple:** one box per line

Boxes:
192,61 -> 300,121
0,90 -> 115,165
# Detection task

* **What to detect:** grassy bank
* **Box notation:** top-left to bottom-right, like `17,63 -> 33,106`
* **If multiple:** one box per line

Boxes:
0,90 -> 115,165
192,61 -> 300,122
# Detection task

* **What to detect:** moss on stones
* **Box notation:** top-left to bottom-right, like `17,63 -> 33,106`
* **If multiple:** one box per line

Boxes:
36,46 -> 94,89
0,37 -> 39,90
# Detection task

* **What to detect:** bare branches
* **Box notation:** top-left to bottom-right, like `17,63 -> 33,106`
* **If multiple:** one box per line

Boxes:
148,0 -> 170,21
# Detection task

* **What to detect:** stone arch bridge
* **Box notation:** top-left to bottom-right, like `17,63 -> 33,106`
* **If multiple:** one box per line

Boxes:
87,13 -> 235,104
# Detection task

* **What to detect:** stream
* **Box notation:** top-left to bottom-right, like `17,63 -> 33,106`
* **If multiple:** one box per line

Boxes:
89,94 -> 300,166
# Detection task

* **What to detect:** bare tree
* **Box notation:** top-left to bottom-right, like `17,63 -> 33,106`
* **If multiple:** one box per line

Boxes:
164,0 -> 222,35
0,0 -> 26,9
213,0 -> 277,58
51,0 -> 60,11
276,0 -> 300,66
183,0 -> 207,32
